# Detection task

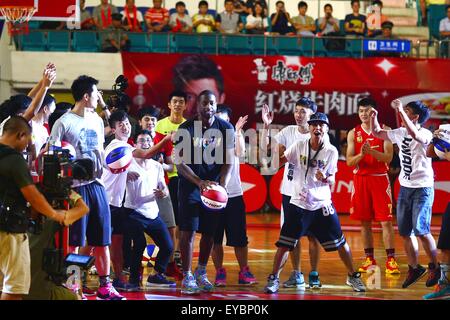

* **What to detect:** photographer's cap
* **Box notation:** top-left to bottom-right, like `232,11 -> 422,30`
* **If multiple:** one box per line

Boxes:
308,112 -> 330,126
381,21 -> 394,30
112,13 -> 123,21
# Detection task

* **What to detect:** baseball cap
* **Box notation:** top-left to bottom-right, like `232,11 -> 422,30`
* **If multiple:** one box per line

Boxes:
296,97 -> 318,113
307,112 -> 330,126
381,21 -> 394,29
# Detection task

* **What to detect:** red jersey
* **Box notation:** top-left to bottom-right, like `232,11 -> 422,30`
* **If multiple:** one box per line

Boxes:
353,124 -> 389,175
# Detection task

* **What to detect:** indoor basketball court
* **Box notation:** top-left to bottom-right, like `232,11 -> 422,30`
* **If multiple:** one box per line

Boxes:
0,0 -> 449,307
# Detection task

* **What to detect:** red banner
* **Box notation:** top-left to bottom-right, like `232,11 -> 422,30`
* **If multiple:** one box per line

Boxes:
122,53 -> 450,130
266,161 -> 449,215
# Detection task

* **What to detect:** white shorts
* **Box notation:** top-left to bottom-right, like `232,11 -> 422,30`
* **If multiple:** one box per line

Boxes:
0,231 -> 31,295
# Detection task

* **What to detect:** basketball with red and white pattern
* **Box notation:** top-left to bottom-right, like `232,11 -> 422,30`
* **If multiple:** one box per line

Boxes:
200,185 -> 228,211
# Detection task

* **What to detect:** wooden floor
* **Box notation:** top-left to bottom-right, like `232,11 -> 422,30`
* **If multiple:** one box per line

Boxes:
88,213 -> 444,300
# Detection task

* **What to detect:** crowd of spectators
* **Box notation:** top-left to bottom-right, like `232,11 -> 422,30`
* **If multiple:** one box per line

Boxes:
41,0 -> 398,39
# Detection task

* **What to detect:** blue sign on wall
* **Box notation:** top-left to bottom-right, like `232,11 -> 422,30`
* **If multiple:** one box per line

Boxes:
364,39 -> 411,53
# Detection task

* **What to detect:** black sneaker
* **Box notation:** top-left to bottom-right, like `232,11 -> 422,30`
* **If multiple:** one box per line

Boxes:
402,265 -> 426,288
426,263 -> 441,287
174,251 -> 182,269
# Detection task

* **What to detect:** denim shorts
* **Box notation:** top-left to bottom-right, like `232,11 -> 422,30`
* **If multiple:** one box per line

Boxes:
397,186 -> 434,237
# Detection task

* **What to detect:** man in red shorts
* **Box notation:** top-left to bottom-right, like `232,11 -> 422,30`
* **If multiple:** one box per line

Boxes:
346,98 -> 400,274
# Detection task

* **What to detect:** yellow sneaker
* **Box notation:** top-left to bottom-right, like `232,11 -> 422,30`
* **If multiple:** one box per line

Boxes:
385,257 -> 401,274
358,257 -> 377,273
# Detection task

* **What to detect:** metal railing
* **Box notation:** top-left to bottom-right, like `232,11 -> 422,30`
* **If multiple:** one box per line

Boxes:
14,29 -> 418,59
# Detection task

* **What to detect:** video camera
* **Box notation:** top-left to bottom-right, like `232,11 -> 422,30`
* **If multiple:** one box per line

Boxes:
38,147 -> 95,282
108,75 -> 131,111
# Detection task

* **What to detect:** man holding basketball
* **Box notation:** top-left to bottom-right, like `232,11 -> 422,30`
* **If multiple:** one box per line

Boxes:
174,90 -> 235,295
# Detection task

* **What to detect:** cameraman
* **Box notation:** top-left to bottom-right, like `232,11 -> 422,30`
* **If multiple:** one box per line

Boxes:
0,116 -> 65,300
25,190 -> 89,300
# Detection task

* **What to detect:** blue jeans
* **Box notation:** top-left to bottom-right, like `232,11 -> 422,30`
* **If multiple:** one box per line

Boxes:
125,209 -> 173,283
397,186 -> 434,236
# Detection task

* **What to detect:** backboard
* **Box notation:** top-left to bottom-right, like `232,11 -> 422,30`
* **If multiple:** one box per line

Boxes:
0,0 -> 79,21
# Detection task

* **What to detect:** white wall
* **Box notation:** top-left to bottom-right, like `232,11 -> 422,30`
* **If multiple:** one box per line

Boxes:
84,0 -> 372,20
10,51 -> 123,90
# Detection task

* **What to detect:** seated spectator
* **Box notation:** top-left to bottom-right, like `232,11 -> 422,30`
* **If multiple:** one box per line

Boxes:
245,0 -> 268,16
245,2 -> 268,34
292,1 -> 316,37
80,0 -> 95,30
366,0 -> 388,37
216,0 -> 244,34
120,0 -> 143,32
344,0 -> 366,37
270,1 -> 295,35
93,0 -> 118,30
375,21 -> 401,57
233,0 -> 248,17
193,1 -> 216,33
145,0 -> 170,32
439,5 -> 450,57
102,13 -> 130,53
169,1 -> 193,33
318,3 -> 340,36
376,20 -> 396,39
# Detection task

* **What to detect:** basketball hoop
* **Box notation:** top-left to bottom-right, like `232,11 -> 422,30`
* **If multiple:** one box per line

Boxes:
0,6 -> 36,35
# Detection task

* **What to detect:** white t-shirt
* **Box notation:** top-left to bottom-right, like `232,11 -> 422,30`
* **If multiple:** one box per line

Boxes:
102,138 -> 135,207
124,158 -> 166,220
387,127 -> 434,188
226,155 -> 243,197
273,125 -> 310,196
246,15 -> 269,29
284,139 -> 338,211
439,17 -> 450,32
31,120 -> 49,156
120,10 -> 144,23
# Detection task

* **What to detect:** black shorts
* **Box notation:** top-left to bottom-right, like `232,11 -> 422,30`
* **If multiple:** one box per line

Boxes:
276,203 -> 346,252
110,205 -> 128,235
168,176 -> 179,225
213,195 -> 248,247
437,202 -> 450,250
178,201 -> 221,236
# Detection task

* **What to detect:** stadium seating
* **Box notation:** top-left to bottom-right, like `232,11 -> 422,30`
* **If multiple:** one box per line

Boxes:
47,31 -> 71,51
72,31 -> 99,52
174,33 -> 202,53
225,34 -> 252,54
127,32 -> 150,52
19,31 -> 47,51
149,32 -> 171,53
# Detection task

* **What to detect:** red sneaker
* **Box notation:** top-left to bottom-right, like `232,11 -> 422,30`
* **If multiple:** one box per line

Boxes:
166,261 -> 183,281
385,257 -> 401,274
358,257 -> 377,273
